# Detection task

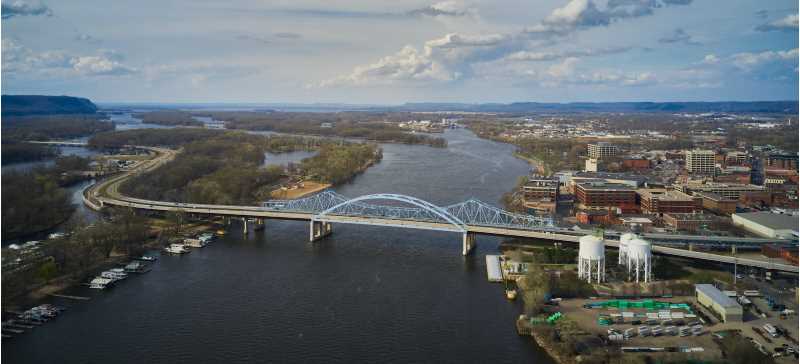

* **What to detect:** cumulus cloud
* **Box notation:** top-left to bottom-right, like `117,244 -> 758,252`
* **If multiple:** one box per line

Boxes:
407,1 -> 473,18
1,0 -> 51,19
756,14 -> 799,32
524,0 -> 693,36
2,38 -> 135,77
731,48 -> 798,70
319,0 -> 691,87
658,28 -> 699,45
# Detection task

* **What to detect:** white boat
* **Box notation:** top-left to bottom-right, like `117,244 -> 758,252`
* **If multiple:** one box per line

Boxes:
89,277 -> 114,289
138,255 -> 157,261
164,244 -> 190,254
100,270 -> 127,280
183,238 -> 207,248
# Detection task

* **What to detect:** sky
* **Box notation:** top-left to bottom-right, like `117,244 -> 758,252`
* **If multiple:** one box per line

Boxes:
1,0 -> 798,104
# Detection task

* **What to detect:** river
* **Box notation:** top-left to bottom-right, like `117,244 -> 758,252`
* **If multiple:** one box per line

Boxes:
3,125 -> 554,363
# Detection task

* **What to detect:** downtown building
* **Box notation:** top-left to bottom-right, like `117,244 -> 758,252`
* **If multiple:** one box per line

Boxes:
685,149 -> 716,175
575,181 -> 638,213
587,142 -> 619,160
637,189 -> 702,215
521,175 -> 559,214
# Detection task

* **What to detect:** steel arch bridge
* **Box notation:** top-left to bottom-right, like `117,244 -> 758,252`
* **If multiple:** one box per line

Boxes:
262,190 -> 553,232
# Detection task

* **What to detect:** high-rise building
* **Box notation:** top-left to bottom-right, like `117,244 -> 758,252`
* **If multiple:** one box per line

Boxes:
587,142 -> 619,160
685,149 -> 716,175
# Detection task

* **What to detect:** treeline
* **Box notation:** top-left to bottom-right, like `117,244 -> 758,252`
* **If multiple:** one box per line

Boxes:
2,169 -> 75,239
197,110 -> 447,147
109,129 -> 381,204
2,210 -> 150,303
302,143 -> 382,184
2,143 -> 57,164
2,114 -> 114,141
133,110 -> 204,127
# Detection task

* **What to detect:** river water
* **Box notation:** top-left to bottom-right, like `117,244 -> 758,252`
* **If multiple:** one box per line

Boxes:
3,126 -> 554,363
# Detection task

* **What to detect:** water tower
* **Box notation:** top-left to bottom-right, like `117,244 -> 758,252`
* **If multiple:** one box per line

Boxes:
578,235 -> 605,283
627,238 -> 652,283
618,233 -> 636,267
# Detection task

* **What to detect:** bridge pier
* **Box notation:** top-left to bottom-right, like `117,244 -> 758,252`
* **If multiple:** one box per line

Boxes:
309,220 -> 332,242
242,218 -> 249,234
254,218 -> 265,231
462,232 -> 477,256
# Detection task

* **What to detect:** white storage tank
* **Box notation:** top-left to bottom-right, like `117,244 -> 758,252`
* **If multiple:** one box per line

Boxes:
619,233 -> 636,266
578,235 -> 605,283
627,238 -> 652,283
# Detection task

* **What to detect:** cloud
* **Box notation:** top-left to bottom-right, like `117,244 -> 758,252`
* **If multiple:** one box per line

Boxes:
506,46 -> 634,62
756,14 -> 799,32
319,0 -> 690,87
406,1 -> 473,18
2,38 -> 135,77
731,48 -> 798,70
1,0 -> 52,19
658,28 -> 700,45
236,32 -> 305,44
701,54 -> 720,65
524,0 -> 693,36
75,34 -> 102,44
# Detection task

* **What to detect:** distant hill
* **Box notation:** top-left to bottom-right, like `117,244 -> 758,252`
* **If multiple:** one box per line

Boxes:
395,101 -> 798,114
2,95 -> 98,116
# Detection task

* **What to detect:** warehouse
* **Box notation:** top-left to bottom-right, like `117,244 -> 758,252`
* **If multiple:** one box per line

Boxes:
695,284 -> 743,323
731,211 -> 798,239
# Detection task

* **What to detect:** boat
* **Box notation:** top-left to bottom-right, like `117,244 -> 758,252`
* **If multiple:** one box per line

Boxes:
89,277 -> 114,289
100,270 -> 127,281
124,261 -> 147,273
137,255 -> 157,261
183,238 -> 207,248
164,243 -> 190,254
506,289 -> 518,300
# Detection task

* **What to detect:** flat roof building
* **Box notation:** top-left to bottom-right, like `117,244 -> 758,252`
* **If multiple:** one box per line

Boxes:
576,181 -> 638,213
522,175 -> 559,214
731,212 -> 798,239
674,182 -> 765,200
588,142 -> 619,160
695,284 -> 743,323
638,189 -> 701,215
686,149 -> 716,175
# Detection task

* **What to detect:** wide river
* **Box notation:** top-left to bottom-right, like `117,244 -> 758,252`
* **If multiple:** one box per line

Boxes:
4,127 -> 555,363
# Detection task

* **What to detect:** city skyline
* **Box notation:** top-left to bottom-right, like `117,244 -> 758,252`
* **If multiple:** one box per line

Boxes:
1,0 -> 798,103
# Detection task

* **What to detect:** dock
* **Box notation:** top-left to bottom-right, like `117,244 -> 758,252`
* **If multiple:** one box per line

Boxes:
48,293 -> 90,301
486,255 -> 503,282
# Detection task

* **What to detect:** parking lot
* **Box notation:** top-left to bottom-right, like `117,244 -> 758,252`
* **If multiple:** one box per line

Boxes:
555,296 -> 798,362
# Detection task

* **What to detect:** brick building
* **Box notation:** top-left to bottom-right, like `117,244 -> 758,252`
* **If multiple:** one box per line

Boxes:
662,213 -> 713,232
575,181 -> 638,213
638,189 -> 702,215
522,175 -> 559,214
695,192 -> 737,215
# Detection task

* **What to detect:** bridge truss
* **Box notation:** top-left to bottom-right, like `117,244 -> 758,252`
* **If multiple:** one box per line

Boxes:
263,190 -> 553,231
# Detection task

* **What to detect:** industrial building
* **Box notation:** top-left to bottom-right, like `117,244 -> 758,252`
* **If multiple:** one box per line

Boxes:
588,142 -> 619,160
695,284 -> 743,323
731,211 -> 799,239
685,149 -> 716,175
638,189 -> 701,215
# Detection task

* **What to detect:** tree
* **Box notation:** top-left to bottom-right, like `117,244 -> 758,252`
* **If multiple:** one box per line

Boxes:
37,259 -> 58,283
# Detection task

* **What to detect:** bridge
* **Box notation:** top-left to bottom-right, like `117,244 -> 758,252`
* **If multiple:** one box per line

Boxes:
81,145 -> 798,273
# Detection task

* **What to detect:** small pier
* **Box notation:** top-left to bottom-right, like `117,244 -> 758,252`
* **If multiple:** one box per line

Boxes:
47,293 -> 91,301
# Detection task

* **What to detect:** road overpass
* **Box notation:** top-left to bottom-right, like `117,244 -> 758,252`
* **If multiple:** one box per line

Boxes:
82,145 -> 798,273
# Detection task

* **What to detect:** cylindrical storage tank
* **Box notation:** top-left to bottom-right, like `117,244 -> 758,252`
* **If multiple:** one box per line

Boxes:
627,238 -> 651,260
619,233 -> 636,265
627,238 -> 652,283
579,235 -> 605,260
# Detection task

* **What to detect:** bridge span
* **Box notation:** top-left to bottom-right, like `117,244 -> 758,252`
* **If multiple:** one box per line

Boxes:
82,145 -> 798,273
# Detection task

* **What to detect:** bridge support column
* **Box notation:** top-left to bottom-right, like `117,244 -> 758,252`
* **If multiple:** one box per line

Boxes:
309,220 -> 332,242
243,218 -> 249,234
462,232 -> 476,256
254,218 -> 265,231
